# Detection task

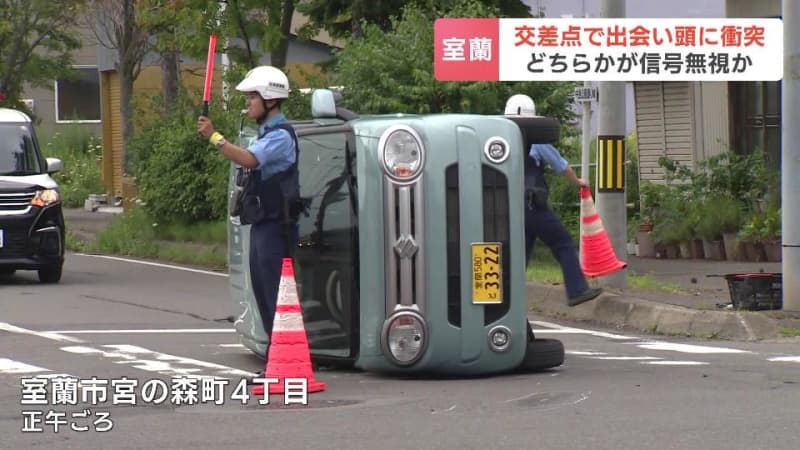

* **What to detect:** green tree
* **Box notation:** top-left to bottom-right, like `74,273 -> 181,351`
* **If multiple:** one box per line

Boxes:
329,0 -> 576,123
85,0 -> 150,174
0,0 -> 86,113
298,0 -> 532,41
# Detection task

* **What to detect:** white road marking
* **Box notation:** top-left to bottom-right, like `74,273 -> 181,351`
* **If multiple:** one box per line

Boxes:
530,320 -> 636,340
642,361 -> 709,366
0,358 -> 75,380
0,358 -> 49,374
46,328 -> 235,334
59,344 -> 255,379
218,344 -> 246,348
767,356 -> 800,363
587,356 -> 662,361
0,322 -> 85,343
635,342 -> 751,354
566,351 -> 608,356
73,253 -> 228,277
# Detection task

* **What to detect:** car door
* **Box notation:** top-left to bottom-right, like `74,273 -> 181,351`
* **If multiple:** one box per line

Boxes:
294,126 -> 358,363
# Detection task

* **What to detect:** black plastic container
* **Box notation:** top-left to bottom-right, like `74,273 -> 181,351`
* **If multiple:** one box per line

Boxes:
724,273 -> 782,311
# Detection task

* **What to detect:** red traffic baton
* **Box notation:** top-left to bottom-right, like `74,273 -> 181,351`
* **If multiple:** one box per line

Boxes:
201,33 -> 217,117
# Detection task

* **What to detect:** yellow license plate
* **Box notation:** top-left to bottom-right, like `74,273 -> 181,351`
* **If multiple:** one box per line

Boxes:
471,242 -> 502,304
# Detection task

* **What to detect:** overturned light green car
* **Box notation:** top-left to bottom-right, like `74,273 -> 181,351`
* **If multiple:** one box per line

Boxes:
227,89 -> 565,376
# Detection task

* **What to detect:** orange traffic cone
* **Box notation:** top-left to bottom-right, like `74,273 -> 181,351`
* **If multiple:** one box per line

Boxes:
251,257 -> 326,396
579,186 -> 627,278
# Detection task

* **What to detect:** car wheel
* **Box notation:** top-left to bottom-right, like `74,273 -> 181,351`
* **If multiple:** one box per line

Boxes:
519,338 -> 565,372
505,116 -> 561,144
325,269 -> 345,326
38,264 -> 63,284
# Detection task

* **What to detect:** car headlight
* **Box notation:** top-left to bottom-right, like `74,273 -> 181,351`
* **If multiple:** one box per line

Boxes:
31,189 -> 60,207
381,309 -> 427,366
379,125 -> 424,182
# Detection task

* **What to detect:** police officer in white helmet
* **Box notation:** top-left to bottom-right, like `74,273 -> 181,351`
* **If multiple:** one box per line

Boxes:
505,94 -> 602,307
198,65 -> 302,375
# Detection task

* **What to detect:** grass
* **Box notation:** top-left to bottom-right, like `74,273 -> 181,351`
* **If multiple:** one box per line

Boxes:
779,328 -> 800,338
41,126 -> 105,208
72,206 -> 228,270
525,245 -> 686,294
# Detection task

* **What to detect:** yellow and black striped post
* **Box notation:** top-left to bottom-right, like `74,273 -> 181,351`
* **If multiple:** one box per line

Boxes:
596,135 -> 626,192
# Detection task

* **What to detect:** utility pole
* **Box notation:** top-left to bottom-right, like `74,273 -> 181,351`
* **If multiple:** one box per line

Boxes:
596,0 -> 627,289
578,0 -> 594,268
782,0 -> 799,311
581,0 -> 592,181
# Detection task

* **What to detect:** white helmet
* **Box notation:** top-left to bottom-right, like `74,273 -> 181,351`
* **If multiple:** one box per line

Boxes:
235,65 -> 290,100
504,94 -> 536,116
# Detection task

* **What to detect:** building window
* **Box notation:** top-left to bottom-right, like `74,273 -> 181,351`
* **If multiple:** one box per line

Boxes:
55,67 -> 101,123
729,81 -> 781,168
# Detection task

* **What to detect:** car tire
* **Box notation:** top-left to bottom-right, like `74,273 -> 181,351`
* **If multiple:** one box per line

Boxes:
38,264 -> 63,284
505,116 -> 561,144
519,338 -> 565,372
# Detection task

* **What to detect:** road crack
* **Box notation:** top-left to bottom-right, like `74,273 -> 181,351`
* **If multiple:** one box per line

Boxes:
80,295 -> 234,323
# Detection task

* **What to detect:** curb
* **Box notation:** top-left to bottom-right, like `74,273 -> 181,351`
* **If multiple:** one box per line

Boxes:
526,281 -> 781,341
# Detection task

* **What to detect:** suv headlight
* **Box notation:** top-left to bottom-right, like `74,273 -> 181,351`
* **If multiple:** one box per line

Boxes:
381,309 -> 428,366
31,189 -> 60,207
379,125 -> 424,182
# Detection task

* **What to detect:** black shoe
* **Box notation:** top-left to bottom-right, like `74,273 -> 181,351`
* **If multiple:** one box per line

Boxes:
568,287 -> 603,307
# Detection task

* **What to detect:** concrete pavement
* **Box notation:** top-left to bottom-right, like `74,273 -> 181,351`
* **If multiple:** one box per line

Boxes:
62,208 -> 799,341
527,256 -> 798,341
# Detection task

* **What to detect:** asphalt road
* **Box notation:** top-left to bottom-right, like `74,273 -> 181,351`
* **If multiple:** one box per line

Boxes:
1,252 -> 799,450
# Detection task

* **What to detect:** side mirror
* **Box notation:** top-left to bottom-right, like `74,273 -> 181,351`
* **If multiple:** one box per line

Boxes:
46,157 -> 62,174
311,89 -> 338,118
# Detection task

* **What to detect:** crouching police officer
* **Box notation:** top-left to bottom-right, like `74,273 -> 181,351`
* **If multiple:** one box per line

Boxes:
504,94 -> 602,307
197,66 -> 301,372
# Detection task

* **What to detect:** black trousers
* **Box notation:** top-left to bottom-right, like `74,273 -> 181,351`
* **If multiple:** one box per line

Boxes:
524,200 -> 590,299
249,220 -> 299,340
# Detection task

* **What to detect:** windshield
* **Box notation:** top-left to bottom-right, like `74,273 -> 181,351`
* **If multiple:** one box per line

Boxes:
0,123 -> 43,175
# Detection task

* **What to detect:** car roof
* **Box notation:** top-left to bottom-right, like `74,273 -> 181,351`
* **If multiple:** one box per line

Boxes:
0,108 -> 32,123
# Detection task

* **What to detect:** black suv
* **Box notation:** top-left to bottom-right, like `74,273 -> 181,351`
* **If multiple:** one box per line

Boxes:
0,108 -> 65,283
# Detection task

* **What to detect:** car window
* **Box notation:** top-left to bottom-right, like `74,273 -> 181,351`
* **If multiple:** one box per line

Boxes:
295,130 -> 357,358
0,124 -> 42,175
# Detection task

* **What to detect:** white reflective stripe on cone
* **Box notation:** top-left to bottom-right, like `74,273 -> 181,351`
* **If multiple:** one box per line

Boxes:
582,220 -> 604,236
272,313 -> 305,332
276,286 -> 300,306
581,198 -> 598,217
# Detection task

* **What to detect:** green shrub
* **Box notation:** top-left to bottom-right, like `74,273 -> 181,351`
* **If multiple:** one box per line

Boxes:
41,126 -> 105,208
128,96 -> 239,225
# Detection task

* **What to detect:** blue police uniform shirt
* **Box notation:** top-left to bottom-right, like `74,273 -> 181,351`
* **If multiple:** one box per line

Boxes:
247,112 -> 296,180
529,143 -> 568,174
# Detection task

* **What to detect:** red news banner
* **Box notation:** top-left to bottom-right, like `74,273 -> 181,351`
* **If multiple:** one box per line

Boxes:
434,18 -> 783,81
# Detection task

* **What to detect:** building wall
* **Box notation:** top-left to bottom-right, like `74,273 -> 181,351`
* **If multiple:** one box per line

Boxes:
633,82 -> 697,183
695,82 -> 731,160
634,0 -> 779,187
725,0 -> 780,18
21,25 -> 102,140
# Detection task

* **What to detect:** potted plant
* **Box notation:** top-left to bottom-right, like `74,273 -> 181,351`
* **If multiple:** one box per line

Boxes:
637,182 -> 670,258
694,200 -> 726,260
737,214 -> 768,262
762,207 -> 782,262
684,195 -> 705,259
714,194 -> 744,261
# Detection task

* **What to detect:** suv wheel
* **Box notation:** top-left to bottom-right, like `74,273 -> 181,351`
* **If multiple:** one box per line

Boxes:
38,264 -> 63,283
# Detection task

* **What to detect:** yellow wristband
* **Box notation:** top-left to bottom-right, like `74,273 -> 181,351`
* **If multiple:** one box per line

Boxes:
209,132 -> 224,147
